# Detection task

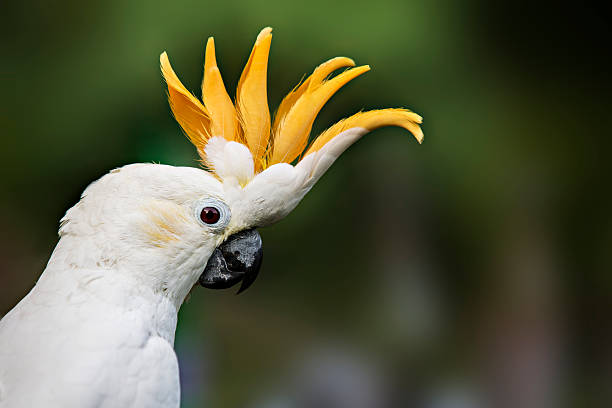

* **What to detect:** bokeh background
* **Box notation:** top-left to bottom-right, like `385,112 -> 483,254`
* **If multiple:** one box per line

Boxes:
1,1 -> 610,407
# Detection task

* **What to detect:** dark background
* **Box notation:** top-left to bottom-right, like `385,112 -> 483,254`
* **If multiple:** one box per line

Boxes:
1,1 -> 610,407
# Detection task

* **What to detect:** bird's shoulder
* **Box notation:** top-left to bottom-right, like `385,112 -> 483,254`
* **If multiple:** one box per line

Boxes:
0,270 -> 180,408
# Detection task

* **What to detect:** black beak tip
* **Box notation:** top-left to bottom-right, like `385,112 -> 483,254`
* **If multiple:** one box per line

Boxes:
236,247 -> 263,294
236,283 -> 249,295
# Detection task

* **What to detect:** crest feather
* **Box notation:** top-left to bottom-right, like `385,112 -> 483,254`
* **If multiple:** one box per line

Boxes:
236,27 -> 273,169
306,108 -> 423,156
272,57 -> 355,136
202,37 -> 238,142
160,52 -> 211,158
160,27 -> 423,183
269,63 -> 370,165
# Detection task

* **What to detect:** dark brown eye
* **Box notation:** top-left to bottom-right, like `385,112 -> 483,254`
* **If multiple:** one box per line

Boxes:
200,207 -> 221,224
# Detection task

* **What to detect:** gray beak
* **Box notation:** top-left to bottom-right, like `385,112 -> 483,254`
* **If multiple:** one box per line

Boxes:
199,229 -> 263,294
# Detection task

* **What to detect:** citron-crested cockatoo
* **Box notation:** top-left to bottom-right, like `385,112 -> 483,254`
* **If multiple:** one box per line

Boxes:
0,27 -> 422,407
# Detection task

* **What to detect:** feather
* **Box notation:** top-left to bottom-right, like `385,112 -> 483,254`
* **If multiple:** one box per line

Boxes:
204,137 -> 254,186
272,57 -> 355,138
161,27 -> 423,185
202,37 -> 238,142
269,64 -> 370,165
305,108 -> 423,156
236,27 -> 273,169
160,52 -> 211,160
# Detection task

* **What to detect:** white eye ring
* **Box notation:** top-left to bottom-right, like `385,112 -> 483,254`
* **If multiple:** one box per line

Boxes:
193,198 -> 231,231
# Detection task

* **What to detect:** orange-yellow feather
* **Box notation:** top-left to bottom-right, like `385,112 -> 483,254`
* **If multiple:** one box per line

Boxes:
236,27 -> 273,168
306,108 -> 423,155
272,57 -> 355,136
202,37 -> 238,142
160,52 -> 211,159
269,64 -> 370,165
161,28 -> 424,178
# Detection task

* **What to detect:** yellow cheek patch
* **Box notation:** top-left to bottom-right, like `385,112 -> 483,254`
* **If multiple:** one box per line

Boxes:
140,201 -> 190,247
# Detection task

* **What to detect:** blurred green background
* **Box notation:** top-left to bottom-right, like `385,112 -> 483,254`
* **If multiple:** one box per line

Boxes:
1,0 -> 610,407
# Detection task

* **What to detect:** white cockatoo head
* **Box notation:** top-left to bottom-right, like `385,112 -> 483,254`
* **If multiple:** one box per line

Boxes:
58,27 -> 423,304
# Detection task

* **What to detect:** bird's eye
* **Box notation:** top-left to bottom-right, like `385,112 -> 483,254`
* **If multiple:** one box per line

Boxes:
194,198 -> 231,231
200,207 -> 220,224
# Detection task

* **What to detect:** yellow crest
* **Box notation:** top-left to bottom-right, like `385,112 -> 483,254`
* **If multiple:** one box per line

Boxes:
161,27 -> 423,174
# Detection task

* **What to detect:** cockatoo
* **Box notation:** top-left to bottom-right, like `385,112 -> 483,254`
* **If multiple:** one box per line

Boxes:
0,27 -> 422,407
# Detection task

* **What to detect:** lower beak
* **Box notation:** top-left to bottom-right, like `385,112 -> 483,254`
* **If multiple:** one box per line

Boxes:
199,229 -> 263,294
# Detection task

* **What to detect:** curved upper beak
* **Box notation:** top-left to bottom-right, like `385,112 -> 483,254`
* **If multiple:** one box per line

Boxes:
199,229 -> 263,294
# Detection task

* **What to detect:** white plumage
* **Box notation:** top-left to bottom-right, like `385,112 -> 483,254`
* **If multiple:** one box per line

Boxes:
0,131 -> 369,407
